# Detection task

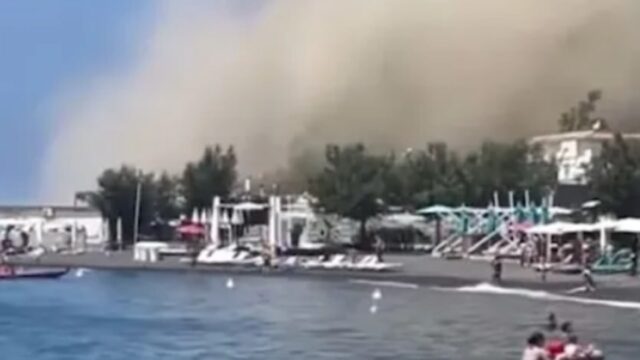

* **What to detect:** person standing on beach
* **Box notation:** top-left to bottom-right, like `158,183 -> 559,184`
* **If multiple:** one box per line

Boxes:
631,237 -> 639,277
491,255 -> 503,282
374,236 -> 385,263
582,266 -> 596,292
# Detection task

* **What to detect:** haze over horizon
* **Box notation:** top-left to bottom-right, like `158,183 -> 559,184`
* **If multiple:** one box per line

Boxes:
2,1 -> 640,204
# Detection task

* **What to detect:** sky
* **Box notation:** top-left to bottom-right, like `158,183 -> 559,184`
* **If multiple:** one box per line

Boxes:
0,0 -> 155,204
4,1 -> 640,204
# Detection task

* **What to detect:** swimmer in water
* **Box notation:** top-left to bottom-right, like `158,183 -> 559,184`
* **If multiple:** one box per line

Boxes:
522,332 -> 549,360
546,313 -> 558,332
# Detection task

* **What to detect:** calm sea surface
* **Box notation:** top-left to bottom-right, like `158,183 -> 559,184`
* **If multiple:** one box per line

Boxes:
0,270 -> 639,360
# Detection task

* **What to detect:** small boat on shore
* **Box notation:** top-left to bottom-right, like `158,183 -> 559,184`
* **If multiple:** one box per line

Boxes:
0,265 -> 69,280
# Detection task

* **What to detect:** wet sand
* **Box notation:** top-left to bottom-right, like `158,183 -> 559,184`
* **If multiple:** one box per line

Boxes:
6,251 -> 640,301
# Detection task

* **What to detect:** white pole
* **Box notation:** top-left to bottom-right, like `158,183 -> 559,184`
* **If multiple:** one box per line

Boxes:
493,191 -> 500,209
599,224 -> 607,253
546,233 -> 552,266
524,190 -> 531,208
268,196 -> 277,258
133,182 -> 142,245
72,195 -> 78,251
211,197 -> 220,246
117,217 -> 123,250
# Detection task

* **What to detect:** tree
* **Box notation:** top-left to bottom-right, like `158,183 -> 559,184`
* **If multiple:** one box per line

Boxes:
84,165 -> 156,247
588,133 -> 640,217
558,90 -> 607,132
152,172 -> 181,221
310,144 -> 393,247
462,141 -> 556,206
387,143 -> 467,208
181,145 -> 237,212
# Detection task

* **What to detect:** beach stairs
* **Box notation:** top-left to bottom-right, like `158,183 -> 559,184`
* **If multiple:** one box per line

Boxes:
592,249 -> 633,274
467,226 -> 504,256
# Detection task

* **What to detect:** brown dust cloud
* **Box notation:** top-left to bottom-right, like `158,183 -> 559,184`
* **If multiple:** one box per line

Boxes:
41,0 -> 640,202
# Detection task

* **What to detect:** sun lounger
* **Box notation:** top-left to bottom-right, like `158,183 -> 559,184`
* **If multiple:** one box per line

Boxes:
348,255 -> 403,272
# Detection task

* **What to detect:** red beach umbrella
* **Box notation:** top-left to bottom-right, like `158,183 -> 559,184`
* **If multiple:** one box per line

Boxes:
177,224 -> 205,236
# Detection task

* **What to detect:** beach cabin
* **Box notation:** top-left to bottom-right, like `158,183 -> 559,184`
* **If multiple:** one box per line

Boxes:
0,205 -> 108,252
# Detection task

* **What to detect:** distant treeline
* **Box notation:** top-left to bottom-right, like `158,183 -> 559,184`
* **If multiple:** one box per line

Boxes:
83,91 -> 640,246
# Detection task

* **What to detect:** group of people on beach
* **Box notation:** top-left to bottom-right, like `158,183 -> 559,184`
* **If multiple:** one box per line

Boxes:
522,313 -> 603,360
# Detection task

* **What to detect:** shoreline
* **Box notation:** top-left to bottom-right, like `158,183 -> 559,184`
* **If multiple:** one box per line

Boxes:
6,251 -> 640,302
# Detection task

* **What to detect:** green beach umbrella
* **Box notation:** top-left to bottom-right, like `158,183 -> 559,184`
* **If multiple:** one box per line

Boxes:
458,206 -> 470,235
514,203 -> 526,223
540,201 -> 551,224
529,203 -> 541,224
485,205 -> 499,233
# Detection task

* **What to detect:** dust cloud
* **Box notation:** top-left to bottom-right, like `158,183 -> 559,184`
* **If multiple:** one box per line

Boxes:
40,0 -> 640,202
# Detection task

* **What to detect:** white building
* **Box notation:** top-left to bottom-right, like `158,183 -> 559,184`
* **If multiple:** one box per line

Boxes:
0,205 -> 107,250
529,130 -> 640,185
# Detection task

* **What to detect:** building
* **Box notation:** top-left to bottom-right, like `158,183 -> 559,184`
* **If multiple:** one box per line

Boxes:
529,129 -> 640,207
0,205 -> 107,250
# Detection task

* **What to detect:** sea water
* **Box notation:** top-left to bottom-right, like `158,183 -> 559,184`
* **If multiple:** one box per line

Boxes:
0,270 -> 639,360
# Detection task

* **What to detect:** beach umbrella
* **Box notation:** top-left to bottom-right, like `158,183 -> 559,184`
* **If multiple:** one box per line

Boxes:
528,203 -> 541,224
231,209 -> 243,225
485,205 -> 498,233
540,203 -> 551,224
191,209 -> 199,224
514,203 -> 526,223
221,210 -> 230,226
416,205 -> 454,216
458,206 -> 470,235
200,210 -> 208,225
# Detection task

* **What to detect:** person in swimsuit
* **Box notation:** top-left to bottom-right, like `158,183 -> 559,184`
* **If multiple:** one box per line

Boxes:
522,332 -> 549,360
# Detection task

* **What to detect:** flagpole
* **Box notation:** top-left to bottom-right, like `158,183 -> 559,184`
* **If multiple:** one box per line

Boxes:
133,182 -> 142,245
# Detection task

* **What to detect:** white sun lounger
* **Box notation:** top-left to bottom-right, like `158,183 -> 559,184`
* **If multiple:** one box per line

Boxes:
321,254 -> 349,269
349,255 -> 402,272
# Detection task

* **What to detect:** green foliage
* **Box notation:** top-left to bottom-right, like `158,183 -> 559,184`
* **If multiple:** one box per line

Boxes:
558,90 -> 607,132
588,134 -> 640,217
86,145 -> 237,245
83,165 -> 155,245
462,141 -> 556,206
310,144 -> 393,245
383,141 -> 556,209
181,145 -> 237,212
387,143 -> 466,207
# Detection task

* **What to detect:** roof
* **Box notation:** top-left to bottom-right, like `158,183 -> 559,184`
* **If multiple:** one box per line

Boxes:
0,205 -> 100,218
529,130 -> 640,144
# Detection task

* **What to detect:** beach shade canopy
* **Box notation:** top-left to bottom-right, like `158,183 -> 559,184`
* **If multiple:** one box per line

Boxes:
177,224 -> 205,236
416,205 -> 454,215
549,207 -> 573,216
526,222 -> 597,235
233,202 -> 268,211
383,213 -> 425,225
612,218 -> 640,233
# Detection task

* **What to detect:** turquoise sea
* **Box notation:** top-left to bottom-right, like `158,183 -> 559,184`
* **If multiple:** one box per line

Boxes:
0,270 -> 639,359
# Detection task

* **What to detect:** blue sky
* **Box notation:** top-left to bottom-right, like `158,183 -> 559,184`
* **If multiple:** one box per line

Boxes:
0,0 -> 155,203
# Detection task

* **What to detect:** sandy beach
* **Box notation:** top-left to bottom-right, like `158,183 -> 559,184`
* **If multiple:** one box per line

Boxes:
6,251 -> 640,302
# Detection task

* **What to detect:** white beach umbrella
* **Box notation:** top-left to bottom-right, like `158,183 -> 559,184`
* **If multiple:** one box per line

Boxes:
200,210 -> 208,225
221,211 -> 230,226
191,209 -> 199,224
231,209 -> 243,225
